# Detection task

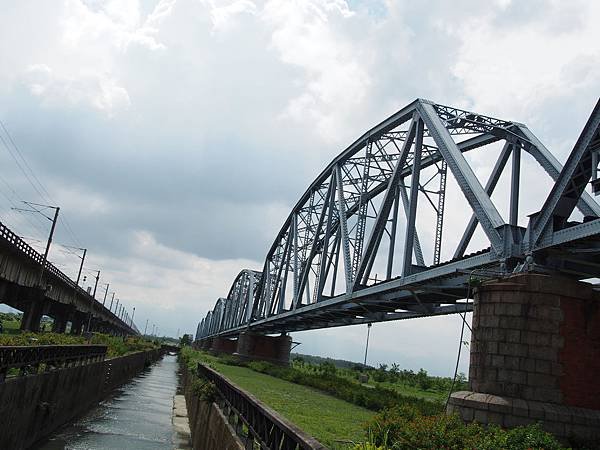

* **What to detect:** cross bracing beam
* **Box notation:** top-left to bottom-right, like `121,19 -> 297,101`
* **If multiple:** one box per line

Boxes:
196,98 -> 600,340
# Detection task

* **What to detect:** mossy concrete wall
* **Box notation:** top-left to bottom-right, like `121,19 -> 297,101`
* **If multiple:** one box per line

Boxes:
181,364 -> 244,450
0,348 -> 162,449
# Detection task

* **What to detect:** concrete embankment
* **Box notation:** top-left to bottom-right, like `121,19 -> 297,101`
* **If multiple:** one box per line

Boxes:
0,348 -> 162,449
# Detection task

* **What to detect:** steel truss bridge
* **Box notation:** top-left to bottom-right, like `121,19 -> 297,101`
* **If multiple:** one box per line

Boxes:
197,98 -> 600,341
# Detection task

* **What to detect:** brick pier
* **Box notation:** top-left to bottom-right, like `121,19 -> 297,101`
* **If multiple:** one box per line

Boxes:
447,273 -> 600,442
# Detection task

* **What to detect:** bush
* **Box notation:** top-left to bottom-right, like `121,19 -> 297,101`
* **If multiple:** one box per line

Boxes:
363,406 -> 564,450
0,332 -> 159,358
191,378 -> 218,402
240,358 -> 443,416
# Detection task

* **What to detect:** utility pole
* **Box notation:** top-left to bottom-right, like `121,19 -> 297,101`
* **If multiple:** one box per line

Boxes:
144,319 -> 148,335
363,323 -> 372,367
102,283 -> 110,306
76,248 -> 87,286
38,206 -> 60,287
109,292 -> 115,311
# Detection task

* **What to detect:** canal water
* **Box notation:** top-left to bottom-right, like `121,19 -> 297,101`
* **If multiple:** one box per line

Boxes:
37,354 -> 187,450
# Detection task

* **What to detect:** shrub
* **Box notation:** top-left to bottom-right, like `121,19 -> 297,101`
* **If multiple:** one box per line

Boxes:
191,378 -> 218,402
363,406 -> 564,450
239,358 -> 443,416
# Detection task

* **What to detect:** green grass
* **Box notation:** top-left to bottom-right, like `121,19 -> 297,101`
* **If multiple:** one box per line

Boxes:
183,349 -> 373,448
291,362 -> 453,404
367,380 -> 447,402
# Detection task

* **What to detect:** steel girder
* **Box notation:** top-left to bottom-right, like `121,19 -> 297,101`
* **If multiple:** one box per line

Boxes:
197,98 -> 600,340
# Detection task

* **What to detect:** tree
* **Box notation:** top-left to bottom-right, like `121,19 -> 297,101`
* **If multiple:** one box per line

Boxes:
416,368 -> 432,390
180,334 -> 192,346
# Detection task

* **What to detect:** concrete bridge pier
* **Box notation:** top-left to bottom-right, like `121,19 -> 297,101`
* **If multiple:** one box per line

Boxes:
70,314 -> 84,335
210,336 -> 237,355
199,338 -> 213,351
19,290 -> 47,332
447,273 -> 600,443
51,316 -> 67,333
233,332 -> 292,365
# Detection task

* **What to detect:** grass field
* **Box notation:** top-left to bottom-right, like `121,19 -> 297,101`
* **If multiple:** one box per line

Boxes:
185,350 -> 374,448
366,379 -> 447,402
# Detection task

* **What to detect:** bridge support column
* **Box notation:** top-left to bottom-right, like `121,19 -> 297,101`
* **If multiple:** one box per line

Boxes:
19,292 -> 46,332
447,273 -> 600,443
51,316 -> 67,333
210,337 -> 237,355
70,315 -> 84,335
199,338 -> 213,351
234,332 -> 291,366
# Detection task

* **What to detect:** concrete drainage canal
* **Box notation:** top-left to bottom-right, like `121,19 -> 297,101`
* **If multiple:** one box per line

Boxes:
37,354 -> 192,449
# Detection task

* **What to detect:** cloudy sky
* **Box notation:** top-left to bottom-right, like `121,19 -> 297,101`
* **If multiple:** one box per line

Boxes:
0,0 -> 598,375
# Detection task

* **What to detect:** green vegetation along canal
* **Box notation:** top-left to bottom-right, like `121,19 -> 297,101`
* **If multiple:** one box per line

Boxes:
37,354 -> 188,449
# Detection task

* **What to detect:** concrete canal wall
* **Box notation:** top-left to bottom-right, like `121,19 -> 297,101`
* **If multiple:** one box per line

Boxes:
0,348 -> 162,449
181,364 -> 243,450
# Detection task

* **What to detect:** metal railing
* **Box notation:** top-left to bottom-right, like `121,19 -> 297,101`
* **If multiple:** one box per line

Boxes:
197,363 -> 325,450
0,344 -> 107,381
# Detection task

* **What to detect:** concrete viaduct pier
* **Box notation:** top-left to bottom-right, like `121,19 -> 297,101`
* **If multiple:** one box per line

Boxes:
197,332 -> 292,365
448,273 -> 600,442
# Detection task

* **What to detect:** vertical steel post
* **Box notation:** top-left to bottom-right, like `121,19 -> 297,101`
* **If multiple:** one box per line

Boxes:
102,283 -> 110,306
403,119 -> 424,276
86,270 -> 100,333
76,248 -> 87,286
510,142 -> 521,226
38,206 -> 60,287
363,323 -> 372,367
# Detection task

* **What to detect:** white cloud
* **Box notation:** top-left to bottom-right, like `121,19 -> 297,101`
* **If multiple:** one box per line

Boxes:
449,1 -> 600,121
263,0 -> 370,141
1,0 -> 599,373
62,0 -> 176,51
202,0 -> 258,32
23,64 -> 130,114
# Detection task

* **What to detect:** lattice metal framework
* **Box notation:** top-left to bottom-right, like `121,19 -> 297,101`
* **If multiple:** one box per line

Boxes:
196,98 -> 600,340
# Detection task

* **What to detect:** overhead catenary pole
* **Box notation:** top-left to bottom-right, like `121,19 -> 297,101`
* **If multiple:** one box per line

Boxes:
76,248 -> 87,286
86,270 -> 100,333
38,206 -> 60,287
92,271 -> 100,298
109,292 -> 115,311
144,319 -> 148,335
131,307 -> 135,327
102,283 -> 110,306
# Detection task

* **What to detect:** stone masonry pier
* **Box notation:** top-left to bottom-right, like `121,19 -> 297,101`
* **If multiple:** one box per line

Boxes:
447,273 -> 600,442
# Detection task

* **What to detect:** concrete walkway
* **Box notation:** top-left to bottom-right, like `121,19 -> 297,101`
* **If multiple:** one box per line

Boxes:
172,394 -> 192,449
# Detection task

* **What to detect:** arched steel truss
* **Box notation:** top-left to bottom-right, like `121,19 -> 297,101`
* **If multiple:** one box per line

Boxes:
197,98 -> 600,340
